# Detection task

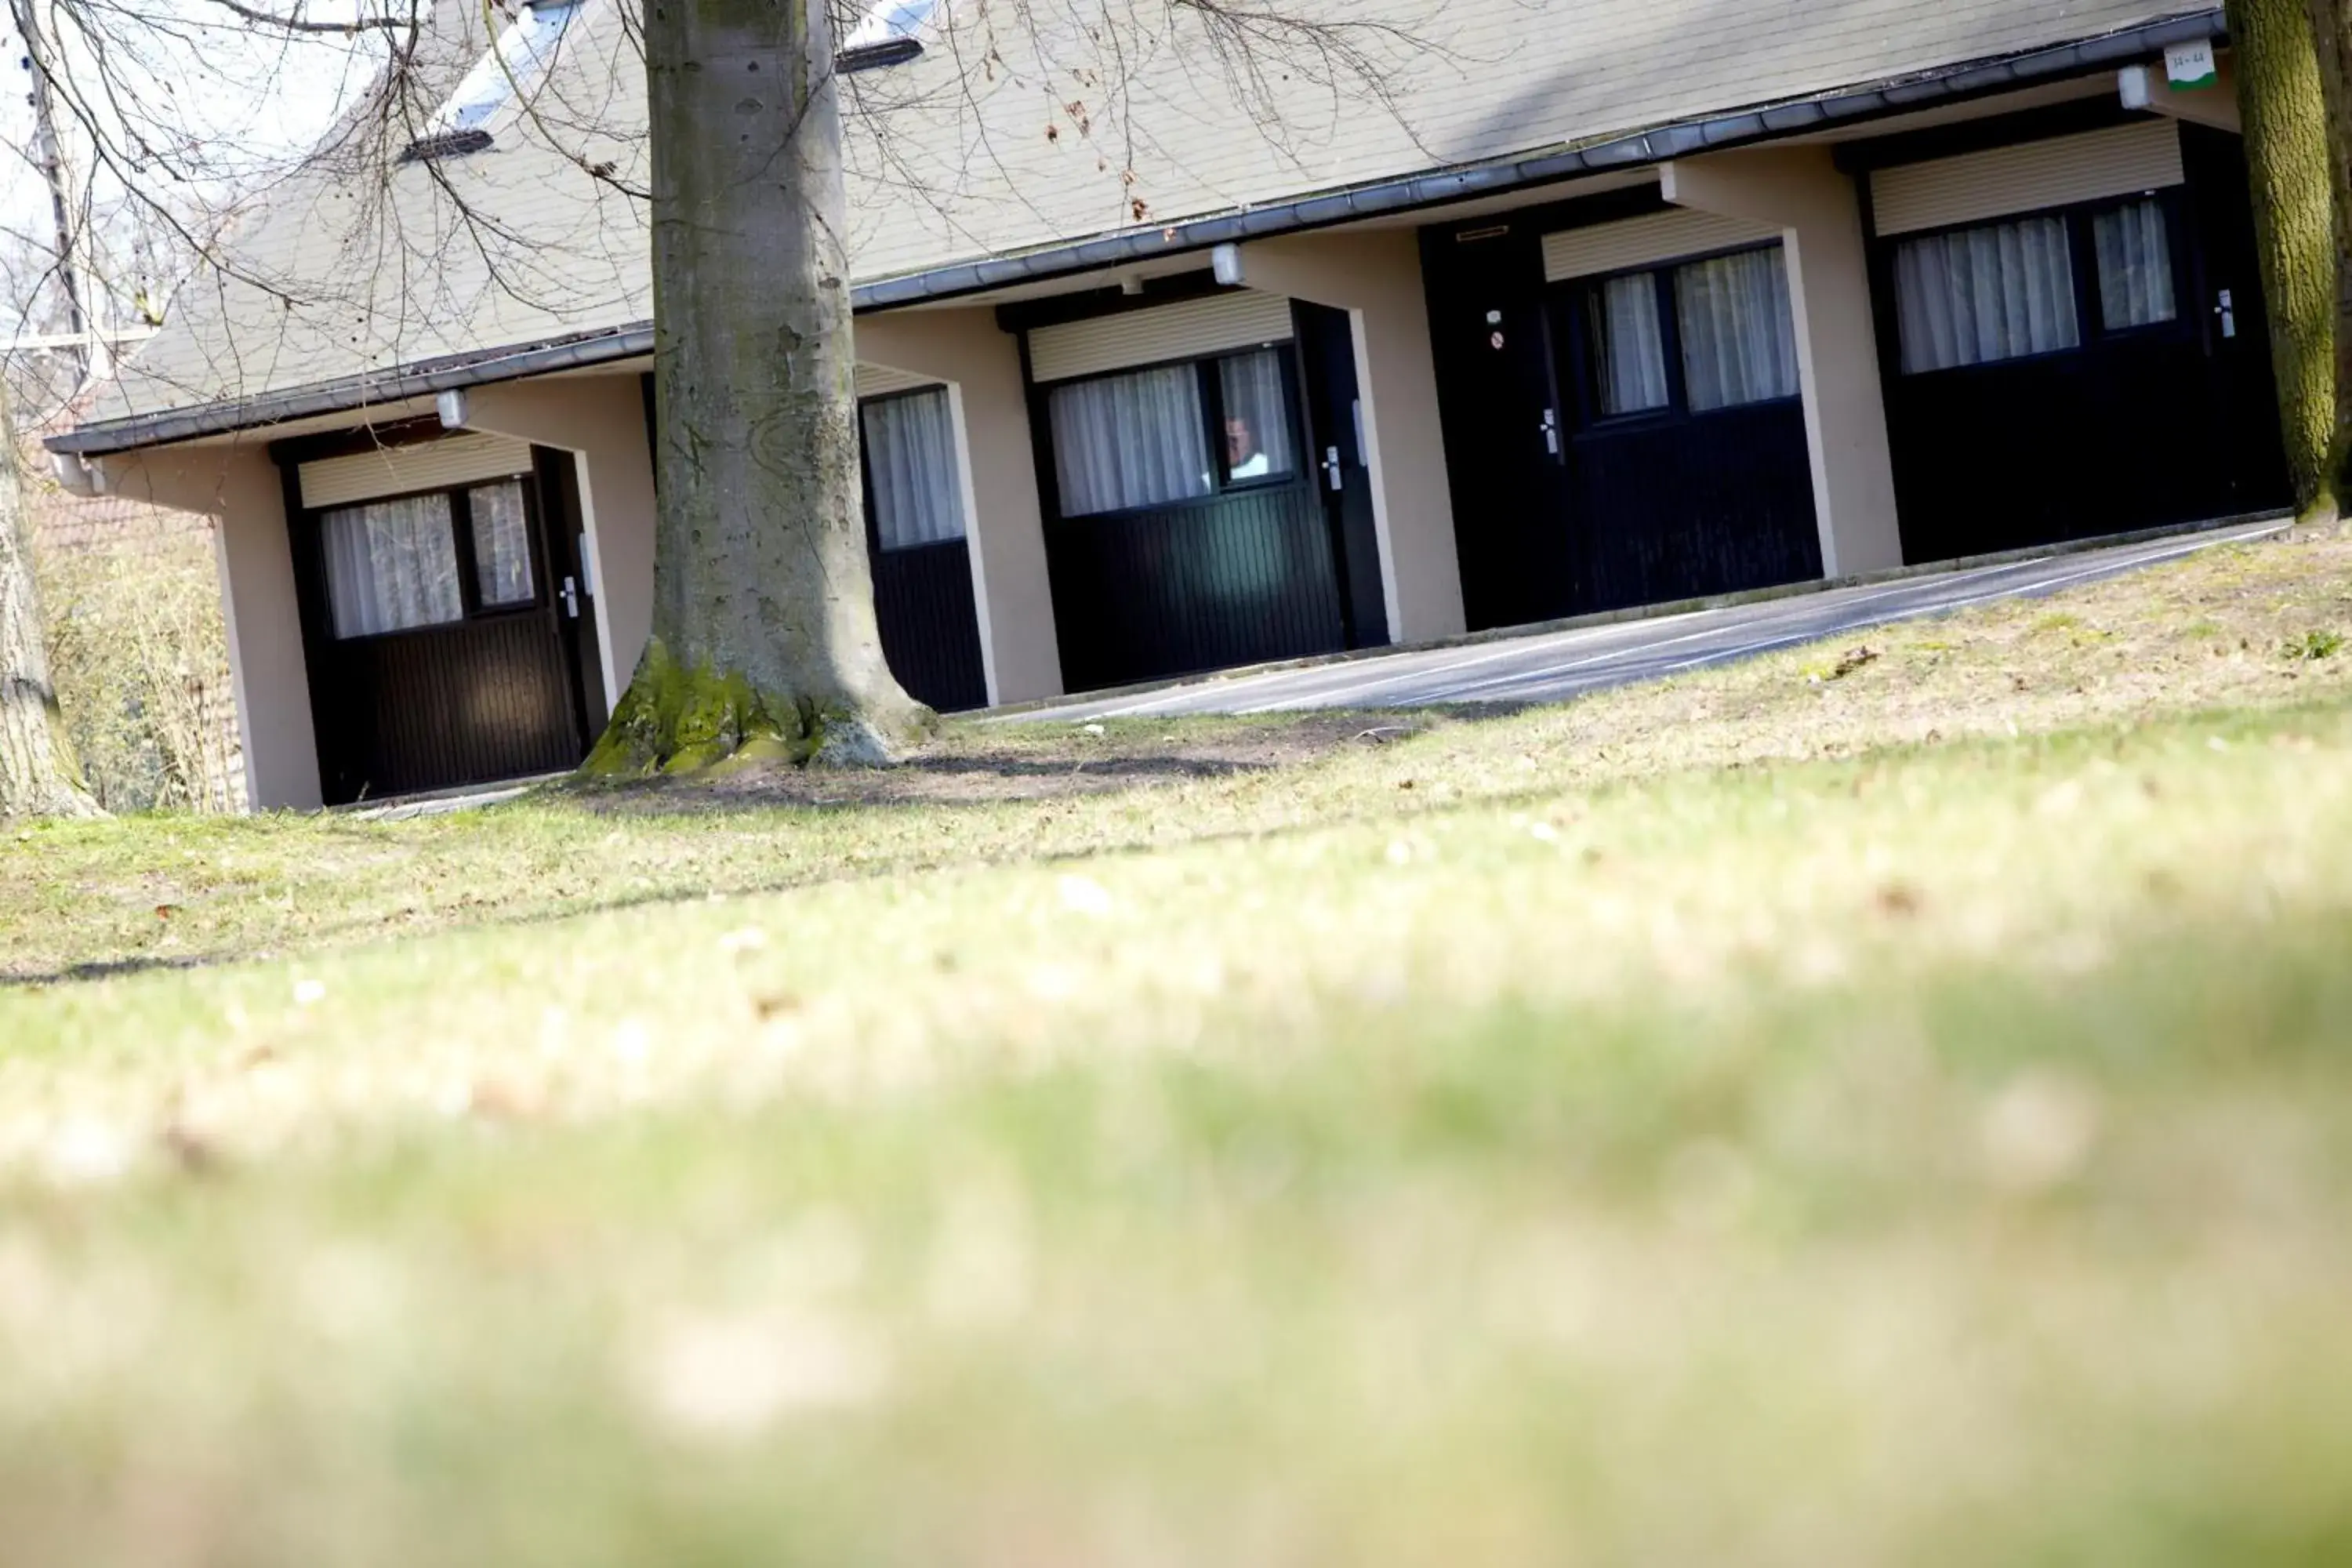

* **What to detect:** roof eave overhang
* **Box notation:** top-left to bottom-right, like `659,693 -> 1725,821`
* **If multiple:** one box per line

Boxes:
49,5 -> 2223,459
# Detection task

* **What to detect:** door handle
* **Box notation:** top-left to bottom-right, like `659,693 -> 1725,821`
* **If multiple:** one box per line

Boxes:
1324,445 -> 1345,493
1541,408 -> 1562,457
2215,288 -> 2237,339
561,575 -> 580,619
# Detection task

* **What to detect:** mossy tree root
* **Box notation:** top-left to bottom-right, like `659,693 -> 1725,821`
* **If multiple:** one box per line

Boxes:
579,639 -> 933,779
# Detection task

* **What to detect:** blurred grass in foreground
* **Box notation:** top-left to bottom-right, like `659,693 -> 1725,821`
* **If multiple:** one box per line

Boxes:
2,688 -> 2350,1564
7,534 -> 2352,1565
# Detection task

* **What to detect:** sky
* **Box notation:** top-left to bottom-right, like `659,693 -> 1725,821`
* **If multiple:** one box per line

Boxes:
2,0 -> 392,337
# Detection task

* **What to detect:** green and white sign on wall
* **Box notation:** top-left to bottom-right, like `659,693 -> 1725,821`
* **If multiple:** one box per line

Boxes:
2166,38 -> 2220,89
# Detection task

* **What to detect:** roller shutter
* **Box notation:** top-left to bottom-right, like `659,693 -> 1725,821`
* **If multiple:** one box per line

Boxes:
1028,291 -> 1294,384
856,364 -> 941,400
1542,209 -> 1780,283
1871,121 -> 2185,238
299,433 -> 534,510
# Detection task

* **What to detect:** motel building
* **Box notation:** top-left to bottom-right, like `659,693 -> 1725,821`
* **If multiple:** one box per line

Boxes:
48,0 -> 2288,808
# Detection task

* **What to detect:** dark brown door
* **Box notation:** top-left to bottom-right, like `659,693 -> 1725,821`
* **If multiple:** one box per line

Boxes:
298,467 -> 590,804
1295,301 -> 1389,649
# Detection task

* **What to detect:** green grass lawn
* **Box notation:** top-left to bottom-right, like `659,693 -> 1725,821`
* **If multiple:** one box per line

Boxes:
5,533 -> 2352,1564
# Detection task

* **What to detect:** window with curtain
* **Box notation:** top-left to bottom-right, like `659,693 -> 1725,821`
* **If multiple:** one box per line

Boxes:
468,480 -> 537,606
1588,272 -> 1671,416
1675,247 -> 1800,411
322,494 -> 463,639
862,388 -> 968,550
1217,350 -> 1298,484
1894,214 -> 2081,375
2092,198 -> 2177,332
1048,363 -> 1215,517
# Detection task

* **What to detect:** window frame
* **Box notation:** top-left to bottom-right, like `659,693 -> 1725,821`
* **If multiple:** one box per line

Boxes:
307,474 -> 550,645
1036,342 -> 1309,524
858,383 -> 969,556
1579,267 -> 1677,426
1562,240 -> 1805,433
1207,345 -> 1306,494
1883,187 -> 2193,380
2083,191 -> 2190,341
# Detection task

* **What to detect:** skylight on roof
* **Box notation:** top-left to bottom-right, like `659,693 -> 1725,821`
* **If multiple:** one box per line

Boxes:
416,0 -> 581,151
840,0 -> 939,71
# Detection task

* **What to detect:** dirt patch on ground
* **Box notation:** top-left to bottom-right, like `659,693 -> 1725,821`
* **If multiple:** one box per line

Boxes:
561,710 -> 1443,815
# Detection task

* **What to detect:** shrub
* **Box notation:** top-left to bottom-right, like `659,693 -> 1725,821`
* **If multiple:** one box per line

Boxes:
30,477 -> 244,813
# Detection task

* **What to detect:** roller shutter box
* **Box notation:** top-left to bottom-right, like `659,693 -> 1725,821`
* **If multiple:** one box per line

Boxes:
299,433 -> 535,510
856,364 -> 942,400
1871,121 -> 2185,238
1543,209 -> 1780,283
1029,291 -> 1294,384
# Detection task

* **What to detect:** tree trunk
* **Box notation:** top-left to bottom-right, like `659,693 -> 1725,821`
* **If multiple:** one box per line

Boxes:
2229,0 -> 2339,521
589,0 -> 930,776
0,381 -> 103,819
2306,0 -> 2352,510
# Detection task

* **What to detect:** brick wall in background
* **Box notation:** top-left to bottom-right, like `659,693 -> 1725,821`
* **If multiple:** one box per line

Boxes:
22,445 -> 247,815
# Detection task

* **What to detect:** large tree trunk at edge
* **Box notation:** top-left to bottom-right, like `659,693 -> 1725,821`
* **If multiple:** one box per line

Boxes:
0,381 -> 103,819
2228,0 -> 2341,521
587,0 -> 930,775
2305,0 -> 2352,514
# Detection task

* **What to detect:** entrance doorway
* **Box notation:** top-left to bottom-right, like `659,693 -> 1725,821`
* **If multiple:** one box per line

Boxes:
1294,301 -> 1391,649
1422,200 -> 1823,632
283,431 -> 596,804
1541,242 -> 1821,612
1027,294 -> 1359,691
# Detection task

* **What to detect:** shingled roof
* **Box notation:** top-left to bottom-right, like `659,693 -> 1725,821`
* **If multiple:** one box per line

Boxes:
64,0 -> 2220,450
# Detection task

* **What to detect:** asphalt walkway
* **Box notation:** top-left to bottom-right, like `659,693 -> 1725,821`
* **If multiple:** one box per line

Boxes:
1005,520 -> 2288,723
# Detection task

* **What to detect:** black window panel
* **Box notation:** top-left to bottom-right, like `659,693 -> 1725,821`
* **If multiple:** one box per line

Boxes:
1038,347 -> 1307,522
1029,336 -> 1346,690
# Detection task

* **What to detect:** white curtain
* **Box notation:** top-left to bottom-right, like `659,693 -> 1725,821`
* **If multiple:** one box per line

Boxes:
863,388 -> 967,550
1591,273 -> 1670,416
467,480 -> 536,606
1048,365 -> 1214,517
1217,349 -> 1297,481
1676,247 -> 1801,412
322,494 -> 462,639
1895,214 -> 2080,374
2093,198 -> 2177,331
